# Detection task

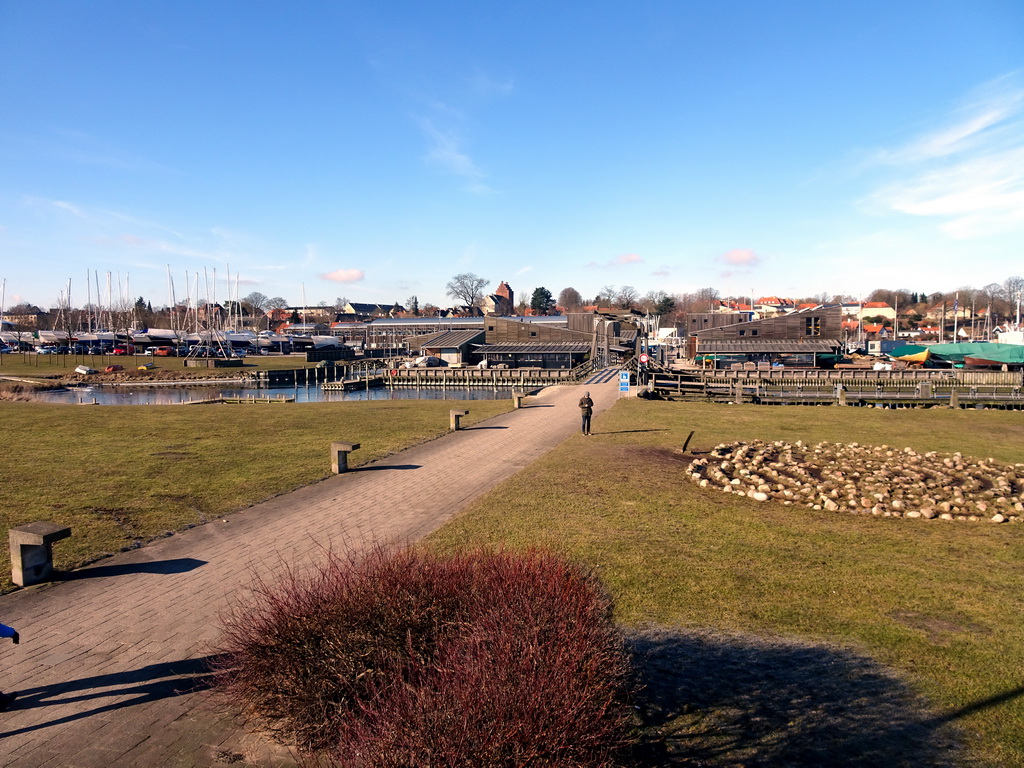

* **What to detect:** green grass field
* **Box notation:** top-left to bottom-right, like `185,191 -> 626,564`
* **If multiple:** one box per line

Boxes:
0,399 -> 511,591
427,401 -> 1024,766
2,395 -> 1022,764
0,351 -> 333,379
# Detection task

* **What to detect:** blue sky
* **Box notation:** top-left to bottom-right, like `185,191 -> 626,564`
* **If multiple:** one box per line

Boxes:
2,1 -> 1023,311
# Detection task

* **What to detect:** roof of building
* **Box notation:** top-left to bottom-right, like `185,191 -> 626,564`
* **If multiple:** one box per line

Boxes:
862,302 -> 893,309
697,339 -> 840,353
475,342 -> 591,354
413,330 -> 485,348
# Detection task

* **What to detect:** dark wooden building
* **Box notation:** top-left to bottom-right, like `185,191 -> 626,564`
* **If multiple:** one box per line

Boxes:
691,306 -> 842,368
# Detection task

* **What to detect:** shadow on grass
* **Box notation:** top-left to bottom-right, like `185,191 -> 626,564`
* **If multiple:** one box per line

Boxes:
592,429 -> 670,435
627,627 -> 968,767
0,654 -> 223,739
64,557 -> 207,580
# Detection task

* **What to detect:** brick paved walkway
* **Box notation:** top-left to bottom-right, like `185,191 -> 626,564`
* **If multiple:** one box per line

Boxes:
0,375 -> 620,768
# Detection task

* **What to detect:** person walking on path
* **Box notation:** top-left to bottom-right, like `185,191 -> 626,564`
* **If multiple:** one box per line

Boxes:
579,391 -> 594,435
0,621 -> 20,711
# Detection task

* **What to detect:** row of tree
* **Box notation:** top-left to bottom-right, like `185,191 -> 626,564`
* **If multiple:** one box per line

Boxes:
7,275 -> 1022,331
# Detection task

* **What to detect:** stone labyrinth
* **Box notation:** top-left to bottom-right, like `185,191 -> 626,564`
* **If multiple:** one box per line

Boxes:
687,440 -> 1024,523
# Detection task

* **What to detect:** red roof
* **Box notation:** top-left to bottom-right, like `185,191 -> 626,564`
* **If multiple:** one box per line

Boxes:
862,302 -> 892,309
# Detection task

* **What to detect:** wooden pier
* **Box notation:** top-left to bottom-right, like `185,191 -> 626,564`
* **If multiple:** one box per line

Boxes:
649,368 -> 1024,409
251,360 -> 594,391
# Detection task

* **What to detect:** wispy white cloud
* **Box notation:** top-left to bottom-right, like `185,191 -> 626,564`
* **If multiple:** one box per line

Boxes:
53,200 -> 86,218
865,73 -> 1024,239
586,253 -> 645,268
719,249 -> 761,267
420,118 -> 492,195
28,127 -> 175,176
469,71 -> 515,97
516,265 -> 533,275
320,268 -> 365,283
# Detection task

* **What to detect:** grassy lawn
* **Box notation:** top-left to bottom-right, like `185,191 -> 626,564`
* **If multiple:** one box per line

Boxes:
0,398 -> 512,591
0,352 -> 337,379
428,401 -> 1024,766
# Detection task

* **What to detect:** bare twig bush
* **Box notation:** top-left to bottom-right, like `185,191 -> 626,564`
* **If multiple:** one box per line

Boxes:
213,545 -> 635,767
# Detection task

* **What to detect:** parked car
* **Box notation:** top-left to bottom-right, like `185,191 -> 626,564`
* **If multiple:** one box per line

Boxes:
111,345 -> 136,356
0,345 -> 14,354
35,346 -> 56,355
152,346 -> 176,357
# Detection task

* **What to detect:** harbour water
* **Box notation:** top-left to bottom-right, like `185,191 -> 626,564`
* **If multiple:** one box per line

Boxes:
34,384 -> 520,406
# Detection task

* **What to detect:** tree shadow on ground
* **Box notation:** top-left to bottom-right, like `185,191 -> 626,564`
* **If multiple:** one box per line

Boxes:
0,654 -> 224,738
627,627 -> 971,767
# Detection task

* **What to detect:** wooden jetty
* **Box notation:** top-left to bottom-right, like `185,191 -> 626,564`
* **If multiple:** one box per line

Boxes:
252,360 -> 595,391
182,394 -> 296,405
648,367 -> 1024,409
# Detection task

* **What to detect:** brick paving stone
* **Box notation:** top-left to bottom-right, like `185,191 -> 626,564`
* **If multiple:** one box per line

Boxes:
0,377 -> 620,767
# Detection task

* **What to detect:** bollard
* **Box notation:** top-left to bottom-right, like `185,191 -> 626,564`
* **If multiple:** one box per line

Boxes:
512,390 -> 525,409
10,522 -> 71,587
949,389 -> 960,409
835,384 -> 847,406
331,441 -> 361,473
450,409 -> 469,431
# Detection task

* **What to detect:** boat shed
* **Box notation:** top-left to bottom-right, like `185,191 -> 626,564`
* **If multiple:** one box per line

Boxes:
474,341 -> 591,369
696,339 -> 840,369
406,329 -> 486,365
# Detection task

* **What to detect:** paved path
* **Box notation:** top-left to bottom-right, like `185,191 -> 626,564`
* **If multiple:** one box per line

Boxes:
0,374 -> 621,768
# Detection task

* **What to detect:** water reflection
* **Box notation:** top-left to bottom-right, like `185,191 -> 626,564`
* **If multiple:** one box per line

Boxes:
35,385 -> 519,406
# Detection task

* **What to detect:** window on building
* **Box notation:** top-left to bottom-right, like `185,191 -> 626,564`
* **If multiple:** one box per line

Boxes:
530,331 -> 537,337
751,329 -> 759,336
805,317 -> 821,336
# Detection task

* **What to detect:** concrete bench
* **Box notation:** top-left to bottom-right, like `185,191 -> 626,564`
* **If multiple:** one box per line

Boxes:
331,441 -> 361,473
512,390 -> 526,409
450,409 -> 469,431
10,522 -> 72,587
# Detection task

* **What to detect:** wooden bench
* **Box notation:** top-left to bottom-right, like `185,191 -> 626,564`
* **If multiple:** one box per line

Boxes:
9,522 -> 71,586
331,441 -> 360,473
450,409 -> 469,431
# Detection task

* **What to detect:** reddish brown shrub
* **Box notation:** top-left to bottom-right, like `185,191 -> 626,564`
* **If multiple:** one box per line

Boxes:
213,545 -> 635,766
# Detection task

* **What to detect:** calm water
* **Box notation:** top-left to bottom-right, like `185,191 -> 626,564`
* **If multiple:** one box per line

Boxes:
34,384 -> 519,406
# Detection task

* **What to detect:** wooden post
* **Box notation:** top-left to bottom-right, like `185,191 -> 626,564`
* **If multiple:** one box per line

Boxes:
949,389 -> 960,409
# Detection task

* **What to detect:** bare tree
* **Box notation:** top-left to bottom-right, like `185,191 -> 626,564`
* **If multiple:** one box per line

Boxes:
595,285 -> 616,307
615,285 -> 640,310
557,287 -> 583,311
242,291 -> 269,314
1003,276 -> 1024,303
445,273 -> 489,308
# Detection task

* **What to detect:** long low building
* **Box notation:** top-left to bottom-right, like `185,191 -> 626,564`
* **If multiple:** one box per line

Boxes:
474,341 -> 592,369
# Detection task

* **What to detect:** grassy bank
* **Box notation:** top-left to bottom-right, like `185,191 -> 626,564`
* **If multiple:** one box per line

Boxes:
428,401 -> 1024,766
0,352 -> 334,379
0,398 -> 511,591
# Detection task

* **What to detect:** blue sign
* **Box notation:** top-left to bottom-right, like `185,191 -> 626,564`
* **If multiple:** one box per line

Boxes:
619,371 -> 630,392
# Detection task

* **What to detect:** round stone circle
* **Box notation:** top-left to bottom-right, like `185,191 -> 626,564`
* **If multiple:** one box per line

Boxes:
687,440 -> 1024,523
